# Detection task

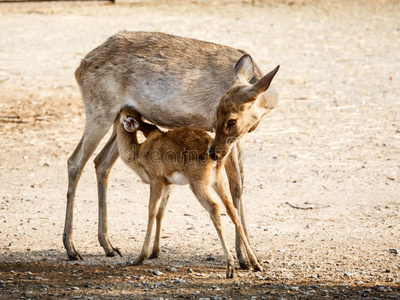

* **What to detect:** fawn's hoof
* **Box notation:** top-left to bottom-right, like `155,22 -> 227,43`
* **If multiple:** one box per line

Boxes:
148,252 -> 159,259
106,247 -> 122,257
129,257 -> 145,266
252,262 -> 263,272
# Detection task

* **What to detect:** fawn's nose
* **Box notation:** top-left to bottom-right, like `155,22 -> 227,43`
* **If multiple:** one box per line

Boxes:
208,147 -> 219,161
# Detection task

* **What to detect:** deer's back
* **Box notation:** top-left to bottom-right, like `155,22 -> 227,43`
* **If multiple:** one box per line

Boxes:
75,31 -> 254,130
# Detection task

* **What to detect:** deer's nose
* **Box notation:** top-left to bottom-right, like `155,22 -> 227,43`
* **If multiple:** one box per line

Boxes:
208,147 -> 219,161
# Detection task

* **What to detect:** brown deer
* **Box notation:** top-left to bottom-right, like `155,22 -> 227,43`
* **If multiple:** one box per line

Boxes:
64,31 -> 279,269
115,106 -> 262,278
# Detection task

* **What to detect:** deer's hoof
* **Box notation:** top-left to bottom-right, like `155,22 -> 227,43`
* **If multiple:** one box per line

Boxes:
148,251 -> 159,259
238,259 -> 251,270
68,252 -> 83,261
226,262 -> 235,279
106,248 -> 122,257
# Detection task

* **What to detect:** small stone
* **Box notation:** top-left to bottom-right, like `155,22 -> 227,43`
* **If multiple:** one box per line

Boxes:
22,291 -> 33,296
211,286 -> 220,290
387,287 -> 393,292
206,255 -> 216,261
289,286 -> 299,291
71,286 -> 80,290
149,270 -> 163,276
176,278 -> 185,284
363,289 -> 371,293
389,248 -> 398,255
187,268 -> 194,274
355,280 -> 364,285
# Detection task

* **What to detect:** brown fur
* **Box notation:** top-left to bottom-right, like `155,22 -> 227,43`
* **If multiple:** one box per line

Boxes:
115,106 -> 262,278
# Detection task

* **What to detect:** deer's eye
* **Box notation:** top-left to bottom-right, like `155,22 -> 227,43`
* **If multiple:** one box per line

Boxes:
227,119 -> 237,126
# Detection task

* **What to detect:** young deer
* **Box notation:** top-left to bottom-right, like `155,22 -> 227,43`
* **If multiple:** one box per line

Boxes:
64,31 -> 279,269
115,106 -> 262,278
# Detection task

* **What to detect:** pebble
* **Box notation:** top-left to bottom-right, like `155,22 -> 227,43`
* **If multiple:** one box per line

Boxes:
211,286 -> 220,290
187,268 -> 194,274
389,248 -> 398,255
206,255 -> 216,261
378,286 -> 385,292
289,286 -> 299,291
71,286 -> 79,290
22,291 -> 33,296
175,278 -> 185,284
149,270 -> 163,276
355,280 -> 364,285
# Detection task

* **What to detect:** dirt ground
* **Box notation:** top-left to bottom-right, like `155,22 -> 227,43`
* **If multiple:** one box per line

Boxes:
0,0 -> 399,299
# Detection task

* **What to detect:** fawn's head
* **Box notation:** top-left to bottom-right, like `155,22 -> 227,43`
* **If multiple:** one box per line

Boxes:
209,54 -> 279,161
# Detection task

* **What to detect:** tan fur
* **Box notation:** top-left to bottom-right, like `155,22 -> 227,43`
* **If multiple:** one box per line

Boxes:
63,31 -> 278,268
116,107 -> 262,278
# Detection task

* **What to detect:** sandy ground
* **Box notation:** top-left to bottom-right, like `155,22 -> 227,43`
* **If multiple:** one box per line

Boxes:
0,0 -> 400,298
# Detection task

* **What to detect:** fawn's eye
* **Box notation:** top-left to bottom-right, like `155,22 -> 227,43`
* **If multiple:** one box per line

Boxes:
227,119 -> 237,126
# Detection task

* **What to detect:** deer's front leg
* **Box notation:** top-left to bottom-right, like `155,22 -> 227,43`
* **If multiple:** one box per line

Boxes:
225,140 -> 253,270
132,180 -> 164,265
94,128 -> 122,257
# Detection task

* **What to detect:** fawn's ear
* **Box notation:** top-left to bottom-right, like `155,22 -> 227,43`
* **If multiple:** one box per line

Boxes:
123,116 -> 139,132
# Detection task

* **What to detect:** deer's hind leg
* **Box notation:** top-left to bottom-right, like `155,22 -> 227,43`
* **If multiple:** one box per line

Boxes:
64,115 -> 115,260
94,125 -> 121,257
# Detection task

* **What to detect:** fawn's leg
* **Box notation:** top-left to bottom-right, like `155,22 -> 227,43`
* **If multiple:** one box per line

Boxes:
94,126 -> 121,257
213,168 -> 262,272
64,120 -> 113,260
189,178 -> 235,279
131,180 -> 164,266
149,185 -> 172,259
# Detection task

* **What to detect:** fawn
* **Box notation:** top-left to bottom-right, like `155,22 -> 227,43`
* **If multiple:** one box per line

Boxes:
115,105 -> 262,278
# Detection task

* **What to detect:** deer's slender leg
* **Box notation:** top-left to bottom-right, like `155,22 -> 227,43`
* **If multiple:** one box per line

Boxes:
225,140 -> 252,269
131,180 -> 164,266
189,179 -> 235,279
149,185 -> 172,259
236,138 -> 250,237
64,121 -> 113,260
94,126 -> 121,257
213,168 -> 262,272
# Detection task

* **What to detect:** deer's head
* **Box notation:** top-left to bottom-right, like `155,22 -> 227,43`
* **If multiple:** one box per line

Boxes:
209,54 -> 279,161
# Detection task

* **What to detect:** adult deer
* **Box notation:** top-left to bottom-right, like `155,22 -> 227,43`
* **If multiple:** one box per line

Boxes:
115,106 -> 263,277
64,31 -> 279,269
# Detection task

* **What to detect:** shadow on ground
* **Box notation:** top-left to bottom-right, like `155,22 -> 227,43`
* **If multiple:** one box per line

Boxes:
0,251 -> 399,299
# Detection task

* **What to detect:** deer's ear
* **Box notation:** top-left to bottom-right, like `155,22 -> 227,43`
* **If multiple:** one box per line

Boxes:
252,65 -> 279,95
234,54 -> 254,82
123,116 -> 139,132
